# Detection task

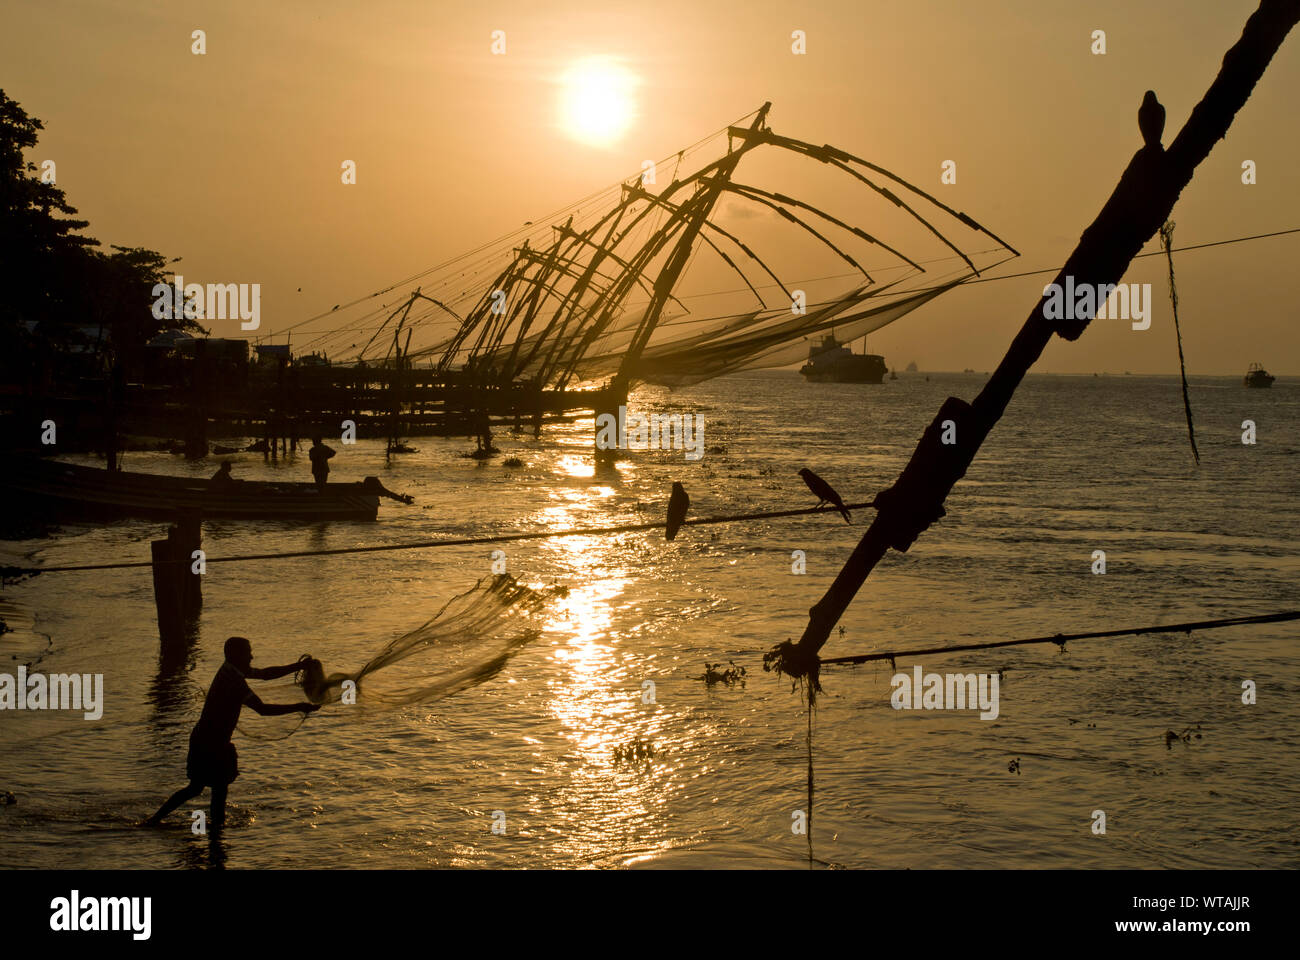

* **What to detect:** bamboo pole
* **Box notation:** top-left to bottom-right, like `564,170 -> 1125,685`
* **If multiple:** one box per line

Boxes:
772,0 -> 1300,680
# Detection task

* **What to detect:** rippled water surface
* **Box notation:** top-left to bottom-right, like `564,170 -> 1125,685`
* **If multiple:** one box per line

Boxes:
2,372 -> 1298,868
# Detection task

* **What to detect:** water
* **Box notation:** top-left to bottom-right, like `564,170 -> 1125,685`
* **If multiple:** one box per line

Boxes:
2,372 -> 1298,869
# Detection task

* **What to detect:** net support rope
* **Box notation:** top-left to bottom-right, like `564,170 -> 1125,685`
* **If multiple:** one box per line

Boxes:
3,499 -> 882,575
818,610 -> 1300,667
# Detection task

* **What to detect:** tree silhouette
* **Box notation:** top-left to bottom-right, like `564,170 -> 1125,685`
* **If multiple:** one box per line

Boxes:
0,89 -> 199,383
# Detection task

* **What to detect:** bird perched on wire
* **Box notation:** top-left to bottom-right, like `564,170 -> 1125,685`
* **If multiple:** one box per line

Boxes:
666,482 -> 690,540
798,468 -> 851,523
1138,90 -> 1165,151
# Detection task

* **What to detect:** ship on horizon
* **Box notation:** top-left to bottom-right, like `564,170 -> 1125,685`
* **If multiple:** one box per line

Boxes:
798,333 -> 887,384
1244,362 -> 1275,388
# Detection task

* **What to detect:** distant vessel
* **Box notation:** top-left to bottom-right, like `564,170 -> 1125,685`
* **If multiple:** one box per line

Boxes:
905,361 -> 918,373
799,334 -> 887,384
1244,363 -> 1275,388
889,368 -> 898,380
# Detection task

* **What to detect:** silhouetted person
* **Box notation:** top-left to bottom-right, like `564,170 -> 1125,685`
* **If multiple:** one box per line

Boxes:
473,409 -> 493,453
144,637 -> 318,831
308,436 -> 335,490
799,468 -> 851,523
210,460 -> 234,489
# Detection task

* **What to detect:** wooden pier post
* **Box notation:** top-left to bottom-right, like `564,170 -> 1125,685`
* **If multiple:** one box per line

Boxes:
151,513 -> 203,660
532,384 -> 545,439
593,376 -> 627,464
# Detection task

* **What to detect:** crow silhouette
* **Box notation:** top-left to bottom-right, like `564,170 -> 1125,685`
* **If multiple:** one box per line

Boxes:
666,482 -> 690,540
799,468 -> 850,523
1138,90 -> 1165,151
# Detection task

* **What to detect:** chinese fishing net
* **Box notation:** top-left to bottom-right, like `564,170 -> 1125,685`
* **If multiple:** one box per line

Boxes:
185,575 -> 563,740
301,109 -> 1017,392
295,573 -> 563,708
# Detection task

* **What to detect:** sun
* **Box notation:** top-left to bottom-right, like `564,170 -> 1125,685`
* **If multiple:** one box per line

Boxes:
558,57 -> 638,148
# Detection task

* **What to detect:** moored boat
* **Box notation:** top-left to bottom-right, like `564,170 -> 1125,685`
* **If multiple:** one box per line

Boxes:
2,458 -> 413,522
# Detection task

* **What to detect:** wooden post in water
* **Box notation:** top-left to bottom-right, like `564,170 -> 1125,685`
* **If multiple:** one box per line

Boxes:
151,513 -> 203,660
593,376 -> 626,464
774,0 -> 1300,678
289,362 -> 300,453
174,511 -> 202,615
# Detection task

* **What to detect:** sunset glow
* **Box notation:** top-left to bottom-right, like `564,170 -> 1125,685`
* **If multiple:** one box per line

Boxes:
558,57 -> 638,147
4,0 -> 1299,901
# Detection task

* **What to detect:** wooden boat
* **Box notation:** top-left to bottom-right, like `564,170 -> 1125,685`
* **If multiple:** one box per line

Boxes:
3,458 -> 413,522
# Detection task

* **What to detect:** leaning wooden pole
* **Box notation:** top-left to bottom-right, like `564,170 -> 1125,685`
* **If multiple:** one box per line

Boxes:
770,0 -> 1300,681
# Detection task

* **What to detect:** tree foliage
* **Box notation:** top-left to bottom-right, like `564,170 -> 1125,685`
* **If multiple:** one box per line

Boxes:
0,89 -> 200,380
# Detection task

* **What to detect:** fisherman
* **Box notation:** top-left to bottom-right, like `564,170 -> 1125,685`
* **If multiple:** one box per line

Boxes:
308,435 -> 335,490
144,637 -> 318,831
209,460 -> 234,488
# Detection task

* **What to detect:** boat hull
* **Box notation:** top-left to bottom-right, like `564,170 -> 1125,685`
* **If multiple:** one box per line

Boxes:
799,356 -> 887,384
4,459 -> 380,522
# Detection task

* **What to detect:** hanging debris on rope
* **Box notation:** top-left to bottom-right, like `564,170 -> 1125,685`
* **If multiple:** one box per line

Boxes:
1160,220 -> 1201,465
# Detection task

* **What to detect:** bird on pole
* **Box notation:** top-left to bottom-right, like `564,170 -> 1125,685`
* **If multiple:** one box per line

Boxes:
798,468 -> 851,523
1138,90 -> 1166,151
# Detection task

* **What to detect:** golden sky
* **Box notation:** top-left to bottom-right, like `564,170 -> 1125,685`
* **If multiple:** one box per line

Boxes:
4,0 -> 1298,373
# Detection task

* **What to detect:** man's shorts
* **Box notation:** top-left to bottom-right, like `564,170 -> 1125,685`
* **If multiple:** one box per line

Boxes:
186,732 -> 239,786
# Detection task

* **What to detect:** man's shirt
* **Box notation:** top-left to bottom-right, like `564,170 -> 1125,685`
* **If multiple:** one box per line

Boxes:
193,661 -> 257,746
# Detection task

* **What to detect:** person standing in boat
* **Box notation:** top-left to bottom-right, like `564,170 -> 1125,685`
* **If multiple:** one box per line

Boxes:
308,435 -> 336,490
144,636 -> 318,832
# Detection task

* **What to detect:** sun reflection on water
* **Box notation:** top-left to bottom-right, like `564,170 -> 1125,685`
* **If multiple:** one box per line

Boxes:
556,453 -> 596,480
531,500 -> 682,864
